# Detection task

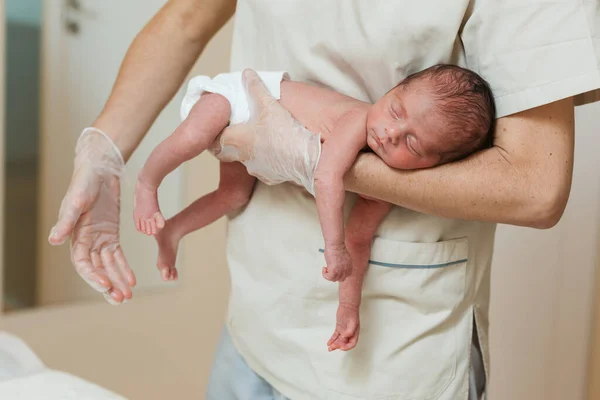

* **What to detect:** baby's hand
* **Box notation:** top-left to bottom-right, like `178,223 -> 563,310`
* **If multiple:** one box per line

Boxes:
323,244 -> 352,282
328,302 -> 360,352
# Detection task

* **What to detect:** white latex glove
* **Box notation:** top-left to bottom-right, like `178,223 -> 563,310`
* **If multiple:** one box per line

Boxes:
210,69 -> 321,195
48,128 -> 136,305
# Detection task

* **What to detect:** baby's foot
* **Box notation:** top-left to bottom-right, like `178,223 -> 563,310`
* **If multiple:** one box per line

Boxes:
134,178 -> 165,235
327,302 -> 360,352
155,221 -> 180,281
322,245 -> 353,282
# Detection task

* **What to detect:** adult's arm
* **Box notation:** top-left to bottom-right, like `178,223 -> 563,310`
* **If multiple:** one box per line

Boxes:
48,0 -> 237,304
345,98 -> 575,229
216,71 -> 574,231
94,0 -> 237,160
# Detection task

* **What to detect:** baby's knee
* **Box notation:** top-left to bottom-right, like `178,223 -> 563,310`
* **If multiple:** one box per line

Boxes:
230,190 -> 252,209
186,93 -> 232,132
198,92 -> 231,115
219,185 -> 252,210
345,231 -> 372,251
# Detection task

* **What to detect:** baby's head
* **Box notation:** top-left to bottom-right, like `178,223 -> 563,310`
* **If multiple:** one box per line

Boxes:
366,64 -> 495,169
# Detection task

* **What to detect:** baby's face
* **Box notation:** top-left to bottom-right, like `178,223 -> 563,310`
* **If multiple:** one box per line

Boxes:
366,81 -> 443,170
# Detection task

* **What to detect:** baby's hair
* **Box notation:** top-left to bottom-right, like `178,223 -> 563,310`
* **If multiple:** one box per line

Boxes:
398,64 -> 496,164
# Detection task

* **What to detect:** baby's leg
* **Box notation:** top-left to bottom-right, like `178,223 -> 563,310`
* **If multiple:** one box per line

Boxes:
327,197 -> 393,351
155,161 -> 256,281
134,93 -> 231,235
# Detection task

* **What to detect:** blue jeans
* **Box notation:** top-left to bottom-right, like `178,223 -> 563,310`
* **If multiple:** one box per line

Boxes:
206,327 -> 288,400
207,327 -> 486,400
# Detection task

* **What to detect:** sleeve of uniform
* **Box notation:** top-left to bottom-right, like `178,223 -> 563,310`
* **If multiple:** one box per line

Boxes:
461,0 -> 600,118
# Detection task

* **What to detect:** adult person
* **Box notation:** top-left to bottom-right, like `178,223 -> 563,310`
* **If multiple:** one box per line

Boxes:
48,1 -> 600,399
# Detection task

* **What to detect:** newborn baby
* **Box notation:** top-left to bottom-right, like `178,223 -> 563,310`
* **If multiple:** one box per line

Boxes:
134,65 -> 495,351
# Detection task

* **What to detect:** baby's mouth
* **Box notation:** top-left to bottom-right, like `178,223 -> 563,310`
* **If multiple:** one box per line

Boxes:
369,128 -> 383,146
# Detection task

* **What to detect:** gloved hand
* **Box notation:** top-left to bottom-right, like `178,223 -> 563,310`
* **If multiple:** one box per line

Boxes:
48,128 -> 136,305
210,69 -> 322,196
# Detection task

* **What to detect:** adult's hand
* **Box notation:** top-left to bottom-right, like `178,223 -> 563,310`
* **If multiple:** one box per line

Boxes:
48,128 -> 136,305
211,69 -> 322,196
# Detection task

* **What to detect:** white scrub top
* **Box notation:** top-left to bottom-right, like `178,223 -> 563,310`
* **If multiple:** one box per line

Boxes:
224,1 -> 600,399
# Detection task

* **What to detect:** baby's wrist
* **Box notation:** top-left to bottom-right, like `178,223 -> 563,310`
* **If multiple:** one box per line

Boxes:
338,300 -> 360,310
325,241 -> 347,252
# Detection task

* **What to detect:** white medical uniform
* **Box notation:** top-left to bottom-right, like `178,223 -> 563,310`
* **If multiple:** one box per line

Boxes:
223,1 -> 600,399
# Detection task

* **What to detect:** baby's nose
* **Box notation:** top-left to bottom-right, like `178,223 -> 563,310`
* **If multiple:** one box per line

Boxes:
385,126 -> 401,145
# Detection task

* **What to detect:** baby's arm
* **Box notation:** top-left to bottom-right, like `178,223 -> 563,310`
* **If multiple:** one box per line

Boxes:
134,93 -> 231,235
314,108 -> 368,282
328,196 -> 392,351
154,161 -> 255,281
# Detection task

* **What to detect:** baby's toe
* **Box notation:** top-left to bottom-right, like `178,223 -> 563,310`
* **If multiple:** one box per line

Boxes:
159,267 -> 170,281
135,217 -> 147,234
149,219 -> 159,235
146,220 -> 154,235
154,213 -> 165,230
148,218 -> 159,235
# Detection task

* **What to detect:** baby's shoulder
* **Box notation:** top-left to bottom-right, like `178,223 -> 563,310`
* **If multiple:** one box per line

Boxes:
325,105 -> 369,141
336,105 -> 369,124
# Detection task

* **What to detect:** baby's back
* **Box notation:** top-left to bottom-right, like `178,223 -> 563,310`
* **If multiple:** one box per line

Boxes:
181,71 -> 368,141
278,80 -> 367,140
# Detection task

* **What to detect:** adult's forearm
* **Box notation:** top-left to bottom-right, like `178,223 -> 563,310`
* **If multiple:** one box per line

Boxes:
344,99 -> 575,229
92,0 -> 236,161
345,150 -> 548,227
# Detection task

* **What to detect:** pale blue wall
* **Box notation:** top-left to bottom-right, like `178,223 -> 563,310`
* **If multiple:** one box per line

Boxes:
5,0 -> 43,161
6,0 -> 42,27
3,0 -> 43,307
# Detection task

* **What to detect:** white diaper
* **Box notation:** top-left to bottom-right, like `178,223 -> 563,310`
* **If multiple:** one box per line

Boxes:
180,71 -> 289,124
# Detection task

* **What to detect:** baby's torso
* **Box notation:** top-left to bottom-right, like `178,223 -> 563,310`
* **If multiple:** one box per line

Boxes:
182,72 -> 370,143
278,80 -> 370,142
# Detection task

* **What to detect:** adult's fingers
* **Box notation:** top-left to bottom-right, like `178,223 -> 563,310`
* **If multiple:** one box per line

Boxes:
49,170 -> 99,245
102,248 -> 132,301
242,68 -> 277,114
72,242 -> 112,293
48,194 -> 85,245
114,247 -> 136,288
215,124 -> 255,163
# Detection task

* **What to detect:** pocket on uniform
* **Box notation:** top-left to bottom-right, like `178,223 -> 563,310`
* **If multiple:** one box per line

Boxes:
309,236 -> 469,399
